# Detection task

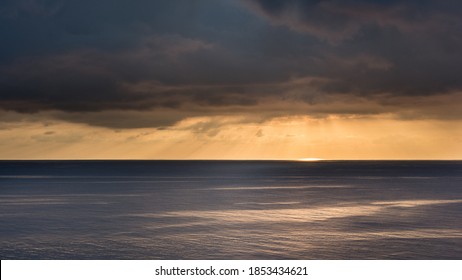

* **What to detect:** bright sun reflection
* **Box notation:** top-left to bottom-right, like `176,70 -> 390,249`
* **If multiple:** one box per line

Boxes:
297,158 -> 324,162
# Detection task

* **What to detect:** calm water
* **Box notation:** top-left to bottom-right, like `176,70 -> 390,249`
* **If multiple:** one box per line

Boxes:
0,160 -> 461,259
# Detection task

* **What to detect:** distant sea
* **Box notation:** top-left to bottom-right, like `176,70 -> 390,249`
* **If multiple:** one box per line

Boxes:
0,160 -> 461,259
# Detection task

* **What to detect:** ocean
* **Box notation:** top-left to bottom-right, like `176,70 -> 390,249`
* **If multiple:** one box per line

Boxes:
0,160 -> 461,259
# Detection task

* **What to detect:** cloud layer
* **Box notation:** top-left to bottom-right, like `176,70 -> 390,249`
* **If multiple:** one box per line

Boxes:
1,0 -> 461,128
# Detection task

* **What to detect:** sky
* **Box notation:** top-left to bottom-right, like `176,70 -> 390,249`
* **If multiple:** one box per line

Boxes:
0,0 -> 461,159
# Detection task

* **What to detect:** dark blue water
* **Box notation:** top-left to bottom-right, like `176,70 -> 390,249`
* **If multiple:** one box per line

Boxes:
0,160 -> 461,259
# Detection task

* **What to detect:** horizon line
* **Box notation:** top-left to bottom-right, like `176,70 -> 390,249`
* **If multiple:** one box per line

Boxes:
0,158 -> 461,161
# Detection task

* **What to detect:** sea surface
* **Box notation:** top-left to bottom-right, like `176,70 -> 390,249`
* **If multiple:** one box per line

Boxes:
0,160 -> 461,259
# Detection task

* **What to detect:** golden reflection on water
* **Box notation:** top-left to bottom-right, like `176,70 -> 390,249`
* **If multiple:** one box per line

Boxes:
371,199 -> 462,207
206,185 -> 348,191
132,199 -> 462,228
131,198 -> 462,259
131,199 -> 462,247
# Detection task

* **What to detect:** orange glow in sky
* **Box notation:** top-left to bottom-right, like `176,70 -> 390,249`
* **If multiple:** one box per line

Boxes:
1,114 -> 460,160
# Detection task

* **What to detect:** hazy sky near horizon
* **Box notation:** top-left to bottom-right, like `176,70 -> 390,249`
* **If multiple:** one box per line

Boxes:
0,0 -> 461,159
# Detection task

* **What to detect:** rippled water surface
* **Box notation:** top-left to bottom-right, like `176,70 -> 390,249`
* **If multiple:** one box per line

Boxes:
0,160 -> 461,259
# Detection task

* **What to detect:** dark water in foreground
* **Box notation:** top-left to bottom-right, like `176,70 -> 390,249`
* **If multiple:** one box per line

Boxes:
0,160 -> 461,259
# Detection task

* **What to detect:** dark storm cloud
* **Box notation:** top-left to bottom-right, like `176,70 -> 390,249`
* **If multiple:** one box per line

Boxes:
245,0 -> 461,40
0,0 -> 461,128
245,0 -> 462,95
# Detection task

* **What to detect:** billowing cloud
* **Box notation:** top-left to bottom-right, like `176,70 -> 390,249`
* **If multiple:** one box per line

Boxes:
244,0 -> 461,40
0,0 -> 461,129
245,0 -> 462,94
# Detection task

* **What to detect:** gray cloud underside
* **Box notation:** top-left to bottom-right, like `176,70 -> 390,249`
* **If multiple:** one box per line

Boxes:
0,0 -> 461,128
